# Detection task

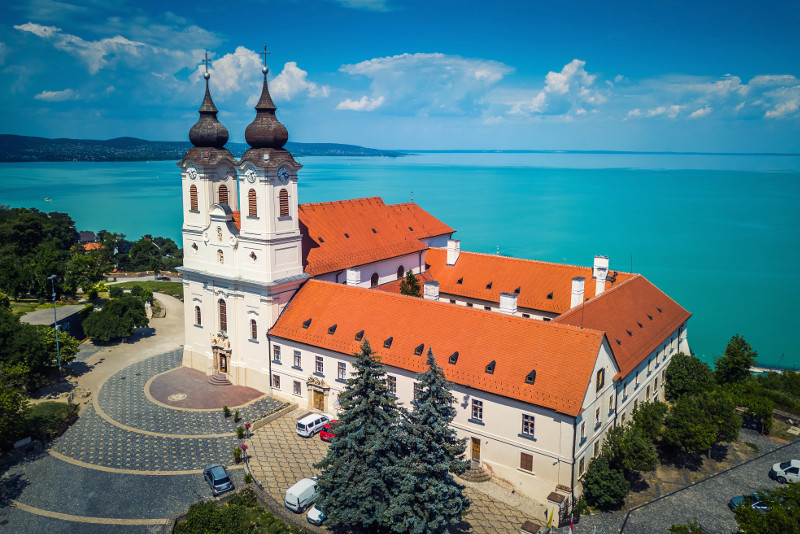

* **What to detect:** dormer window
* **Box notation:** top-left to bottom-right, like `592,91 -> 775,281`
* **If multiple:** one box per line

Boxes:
647,314 -> 653,320
355,330 -> 364,341
302,318 -> 312,329
485,360 -> 496,374
344,233 -> 350,238
328,324 -> 337,335
525,370 -> 536,384
547,292 -> 553,300
448,351 -> 459,364
457,277 -> 463,284
657,307 -> 663,313
414,343 -> 424,355
637,321 -> 643,328
371,228 -> 377,233
384,337 -> 393,349
626,330 -> 633,336
408,226 -> 414,231
514,287 -> 521,294
486,282 -> 492,289
318,236 -> 325,243
615,339 -> 621,345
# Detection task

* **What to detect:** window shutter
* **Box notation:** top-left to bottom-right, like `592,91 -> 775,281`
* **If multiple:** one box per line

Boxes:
219,299 -> 227,332
279,189 -> 289,217
190,185 -> 198,211
219,185 -> 229,205
248,189 -> 257,217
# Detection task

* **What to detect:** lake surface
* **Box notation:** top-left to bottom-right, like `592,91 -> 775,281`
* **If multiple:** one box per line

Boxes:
2,152 -> 798,371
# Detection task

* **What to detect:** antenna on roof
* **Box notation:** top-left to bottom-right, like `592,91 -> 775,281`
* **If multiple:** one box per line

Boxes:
496,245 -> 500,255
410,191 -> 414,203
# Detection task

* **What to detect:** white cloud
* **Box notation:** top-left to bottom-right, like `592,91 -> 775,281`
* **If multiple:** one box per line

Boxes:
14,22 -> 60,38
194,46 -> 261,97
340,52 -> 512,115
336,95 -> 385,111
626,108 -> 642,119
34,88 -> 76,101
509,59 -> 606,116
330,0 -> 390,10
688,106 -> 712,119
764,100 -> 799,119
272,62 -> 330,100
644,105 -> 683,118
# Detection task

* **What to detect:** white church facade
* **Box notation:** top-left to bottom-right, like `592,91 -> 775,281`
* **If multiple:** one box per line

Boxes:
178,61 -> 691,506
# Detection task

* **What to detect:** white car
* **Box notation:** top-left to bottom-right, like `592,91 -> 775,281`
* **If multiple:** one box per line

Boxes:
307,503 -> 326,525
296,413 -> 332,438
769,459 -> 800,483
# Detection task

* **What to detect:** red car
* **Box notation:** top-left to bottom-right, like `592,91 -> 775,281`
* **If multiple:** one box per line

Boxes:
319,420 -> 339,442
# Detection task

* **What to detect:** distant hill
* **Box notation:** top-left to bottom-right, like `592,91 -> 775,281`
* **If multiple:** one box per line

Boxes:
0,134 -> 405,162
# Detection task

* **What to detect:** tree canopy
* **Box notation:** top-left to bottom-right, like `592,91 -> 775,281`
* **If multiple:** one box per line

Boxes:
664,352 -> 716,401
715,334 -> 758,385
399,269 -> 422,298
733,484 -> 800,534
582,456 -> 629,510
83,294 -> 148,343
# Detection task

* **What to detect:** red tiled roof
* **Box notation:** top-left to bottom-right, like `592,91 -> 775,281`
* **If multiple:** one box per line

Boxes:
426,248 -> 636,314
554,275 -> 691,378
298,197 -> 454,276
270,280 -> 605,416
231,211 -> 241,231
82,243 -> 103,251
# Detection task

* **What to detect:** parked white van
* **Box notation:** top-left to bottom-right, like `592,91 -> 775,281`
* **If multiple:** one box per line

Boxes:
285,477 -> 317,513
296,413 -> 332,438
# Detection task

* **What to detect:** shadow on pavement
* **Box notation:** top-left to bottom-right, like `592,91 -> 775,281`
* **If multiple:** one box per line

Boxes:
0,473 -> 30,506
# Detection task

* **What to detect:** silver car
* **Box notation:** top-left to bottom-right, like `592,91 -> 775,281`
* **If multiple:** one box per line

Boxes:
203,464 -> 234,496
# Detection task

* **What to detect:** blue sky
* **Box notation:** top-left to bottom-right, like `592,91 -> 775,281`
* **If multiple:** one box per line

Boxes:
2,0 -> 799,151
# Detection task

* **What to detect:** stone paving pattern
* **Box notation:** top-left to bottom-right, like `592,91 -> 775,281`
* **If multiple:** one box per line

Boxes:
98,350 -> 286,435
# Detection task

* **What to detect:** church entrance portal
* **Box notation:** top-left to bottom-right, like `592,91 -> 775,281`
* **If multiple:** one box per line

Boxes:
306,376 -> 330,412
210,333 -> 231,376
313,391 -> 324,411
219,355 -> 227,373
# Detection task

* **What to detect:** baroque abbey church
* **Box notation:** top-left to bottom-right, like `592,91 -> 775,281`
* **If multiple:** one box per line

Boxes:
178,61 -> 691,504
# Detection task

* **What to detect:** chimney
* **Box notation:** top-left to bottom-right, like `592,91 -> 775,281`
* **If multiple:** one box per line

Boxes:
346,267 -> 360,286
571,277 -> 585,309
423,281 -> 440,301
499,292 -> 518,315
446,239 -> 461,266
593,255 -> 609,296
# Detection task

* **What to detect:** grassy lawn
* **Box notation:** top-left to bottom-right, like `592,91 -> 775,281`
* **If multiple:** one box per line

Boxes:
10,298 -> 81,315
770,418 -> 800,442
24,401 -> 79,441
114,280 -> 183,299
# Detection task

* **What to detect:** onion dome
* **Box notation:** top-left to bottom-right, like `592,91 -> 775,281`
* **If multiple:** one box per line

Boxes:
244,66 -> 288,149
188,71 -> 229,148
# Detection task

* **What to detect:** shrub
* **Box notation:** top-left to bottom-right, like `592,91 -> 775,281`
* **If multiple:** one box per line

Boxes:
87,289 -> 98,300
109,286 -> 123,299
243,473 -> 253,484
129,285 -> 144,297
583,457 -> 629,510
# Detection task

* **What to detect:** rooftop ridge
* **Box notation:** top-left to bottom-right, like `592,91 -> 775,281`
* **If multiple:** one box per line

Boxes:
300,196 -> 384,210
431,247 -> 636,275
556,273 -> 643,321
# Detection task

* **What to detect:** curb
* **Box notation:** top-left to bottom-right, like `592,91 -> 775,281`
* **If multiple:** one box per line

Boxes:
251,403 -> 297,432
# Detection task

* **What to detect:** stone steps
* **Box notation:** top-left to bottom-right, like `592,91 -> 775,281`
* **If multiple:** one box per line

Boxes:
208,373 -> 232,386
459,463 -> 491,482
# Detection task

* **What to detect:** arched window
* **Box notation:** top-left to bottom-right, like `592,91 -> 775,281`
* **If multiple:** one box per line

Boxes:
195,306 -> 201,325
248,189 -> 257,217
218,299 -> 227,333
370,273 -> 379,288
279,189 -> 289,217
189,185 -> 198,211
397,266 -> 405,280
250,319 -> 257,340
217,249 -> 224,264
218,184 -> 229,205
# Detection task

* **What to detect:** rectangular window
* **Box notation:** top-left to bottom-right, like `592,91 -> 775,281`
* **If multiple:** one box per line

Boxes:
594,440 -> 600,457
449,299 -> 456,304
315,355 -> 324,374
272,374 -> 280,389
414,383 -> 423,401
337,362 -> 346,380
520,452 -> 533,472
484,306 -> 491,311
609,395 -> 614,412
635,370 -> 640,387
648,359 -> 652,373
522,313 -> 530,318
621,413 -> 626,425
581,421 -> 586,440
543,317 -> 552,322
293,350 -> 301,368
521,414 -> 535,437
579,457 -> 586,476
646,385 -> 651,399
654,377 -> 659,390
472,399 -> 483,421
662,369 -> 666,381
387,375 -> 397,395
596,368 -> 605,392
595,407 -> 601,427
623,382 -> 628,398
273,345 -> 281,363
466,302 -> 473,308
293,380 -> 301,396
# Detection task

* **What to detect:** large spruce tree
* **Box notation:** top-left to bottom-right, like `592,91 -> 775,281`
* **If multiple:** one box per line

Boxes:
314,340 -> 405,531
385,348 -> 470,533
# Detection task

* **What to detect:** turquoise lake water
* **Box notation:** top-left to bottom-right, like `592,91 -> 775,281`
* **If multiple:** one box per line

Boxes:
2,152 -> 799,370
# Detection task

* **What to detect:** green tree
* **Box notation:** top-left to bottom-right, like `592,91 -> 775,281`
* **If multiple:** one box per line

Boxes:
601,424 -> 658,477
399,269 -> 422,297
663,391 -> 741,460
314,340 -> 405,531
38,325 -> 80,367
734,484 -> 800,534
664,352 -> 716,400
109,286 -> 123,299
63,250 -> 111,295
0,307 -> 52,390
703,389 -> 742,443
582,456 -> 629,510
385,349 -> 470,533
83,294 -> 148,343
715,334 -> 758,385
631,400 -> 668,442
0,382 -> 29,449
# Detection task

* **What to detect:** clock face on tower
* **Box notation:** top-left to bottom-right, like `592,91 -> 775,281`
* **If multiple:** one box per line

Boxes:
187,166 -> 198,180
245,168 -> 257,183
277,166 -> 289,183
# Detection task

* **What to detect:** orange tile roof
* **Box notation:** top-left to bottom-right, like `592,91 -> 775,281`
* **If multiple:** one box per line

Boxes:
425,248 -> 636,314
298,197 -> 454,276
82,243 -> 103,251
231,211 -> 241,231
554,275 -> 691,378
270,280 -> 605,417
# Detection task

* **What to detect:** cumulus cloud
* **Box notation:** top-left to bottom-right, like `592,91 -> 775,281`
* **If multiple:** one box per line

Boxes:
272,62 -> 330,100
765,100 -> 799,119
336,95 -> 385,111
339,52 -> 512,115
645,105 -> 683,118
193,46 -> 261,97
688,106 -> 712,119
509,59 -> 606,116
34,88 -> 76,101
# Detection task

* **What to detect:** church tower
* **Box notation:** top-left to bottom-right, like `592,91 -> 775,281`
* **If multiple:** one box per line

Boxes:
179,53 -> 307,390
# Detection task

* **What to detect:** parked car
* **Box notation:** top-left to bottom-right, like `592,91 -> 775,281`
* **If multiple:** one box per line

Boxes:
285,477 -> 318,513
319,420 -> 339,442
307,503 -> 326,525
728,493 -> 771,513
203,464 -> 234,496
296,413 -> 332,438
769,459 -> 800,483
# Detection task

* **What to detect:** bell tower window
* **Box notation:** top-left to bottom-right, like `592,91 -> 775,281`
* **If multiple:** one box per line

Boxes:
248,189 -> 257,217
218,299 -> 227,333
219,185 -> 229,205
194,306 -> 201,326
189,185 -> 198,211
279,189 -> 289,217
250,319 -> 257,340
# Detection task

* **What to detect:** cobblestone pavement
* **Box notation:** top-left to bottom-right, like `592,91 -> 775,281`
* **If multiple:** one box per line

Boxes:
99,349 -> 285,436
246,408 -> 535,534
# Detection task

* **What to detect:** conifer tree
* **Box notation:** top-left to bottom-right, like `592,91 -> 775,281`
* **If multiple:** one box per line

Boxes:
399,269 -> 422,297
314,340 -> 405,531
385,348 -> 470,533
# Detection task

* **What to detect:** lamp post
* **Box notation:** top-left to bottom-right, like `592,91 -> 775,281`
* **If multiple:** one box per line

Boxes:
47,274 -> 62,379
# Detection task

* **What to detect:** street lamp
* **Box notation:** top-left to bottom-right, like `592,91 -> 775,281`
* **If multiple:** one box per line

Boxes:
47,274 -> 62,379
